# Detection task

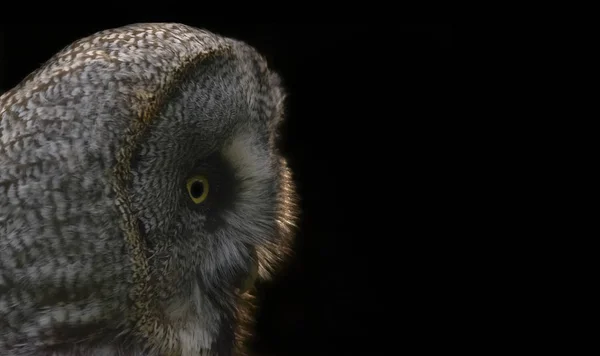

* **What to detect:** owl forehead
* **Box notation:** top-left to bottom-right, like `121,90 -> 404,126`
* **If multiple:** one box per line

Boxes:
167,58 -> 274,134
2,22 -> 277,124
143,62 -> 276,182
1,22 -> 282,179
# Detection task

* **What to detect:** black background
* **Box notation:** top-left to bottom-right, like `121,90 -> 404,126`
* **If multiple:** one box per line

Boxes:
1,22 -> 454,355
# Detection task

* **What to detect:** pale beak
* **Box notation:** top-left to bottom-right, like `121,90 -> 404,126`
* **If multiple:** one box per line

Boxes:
239,251 -> 259,294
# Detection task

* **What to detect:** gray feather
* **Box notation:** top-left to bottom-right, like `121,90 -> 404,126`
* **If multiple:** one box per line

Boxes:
0,23 -> 298,356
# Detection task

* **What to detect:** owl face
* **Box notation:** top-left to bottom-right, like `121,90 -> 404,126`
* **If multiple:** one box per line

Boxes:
128,45 -> 296,352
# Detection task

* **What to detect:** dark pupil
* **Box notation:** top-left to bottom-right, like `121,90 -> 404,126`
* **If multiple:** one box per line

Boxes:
190,181 -> 205,198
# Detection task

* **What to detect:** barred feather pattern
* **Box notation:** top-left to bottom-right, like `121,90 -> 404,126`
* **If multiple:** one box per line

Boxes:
0,23 -> 298,356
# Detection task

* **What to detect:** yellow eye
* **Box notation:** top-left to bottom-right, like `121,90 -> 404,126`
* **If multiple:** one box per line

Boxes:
186,175 -> 209,204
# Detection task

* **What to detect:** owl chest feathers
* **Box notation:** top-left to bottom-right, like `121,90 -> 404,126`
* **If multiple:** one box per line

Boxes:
165,282 -> 217,356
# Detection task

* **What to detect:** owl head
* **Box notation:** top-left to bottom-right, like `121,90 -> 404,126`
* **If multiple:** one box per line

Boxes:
123,24 -> 299,355
0,23 -> 298,356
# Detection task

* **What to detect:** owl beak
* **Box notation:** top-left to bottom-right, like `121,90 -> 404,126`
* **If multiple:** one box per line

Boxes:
239,252 -> 259,294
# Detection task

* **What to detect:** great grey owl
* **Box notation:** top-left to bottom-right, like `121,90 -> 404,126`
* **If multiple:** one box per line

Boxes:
0,23 -> 298,356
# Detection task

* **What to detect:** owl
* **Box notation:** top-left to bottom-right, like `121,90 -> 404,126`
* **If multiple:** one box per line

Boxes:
0,23 -> 298,356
